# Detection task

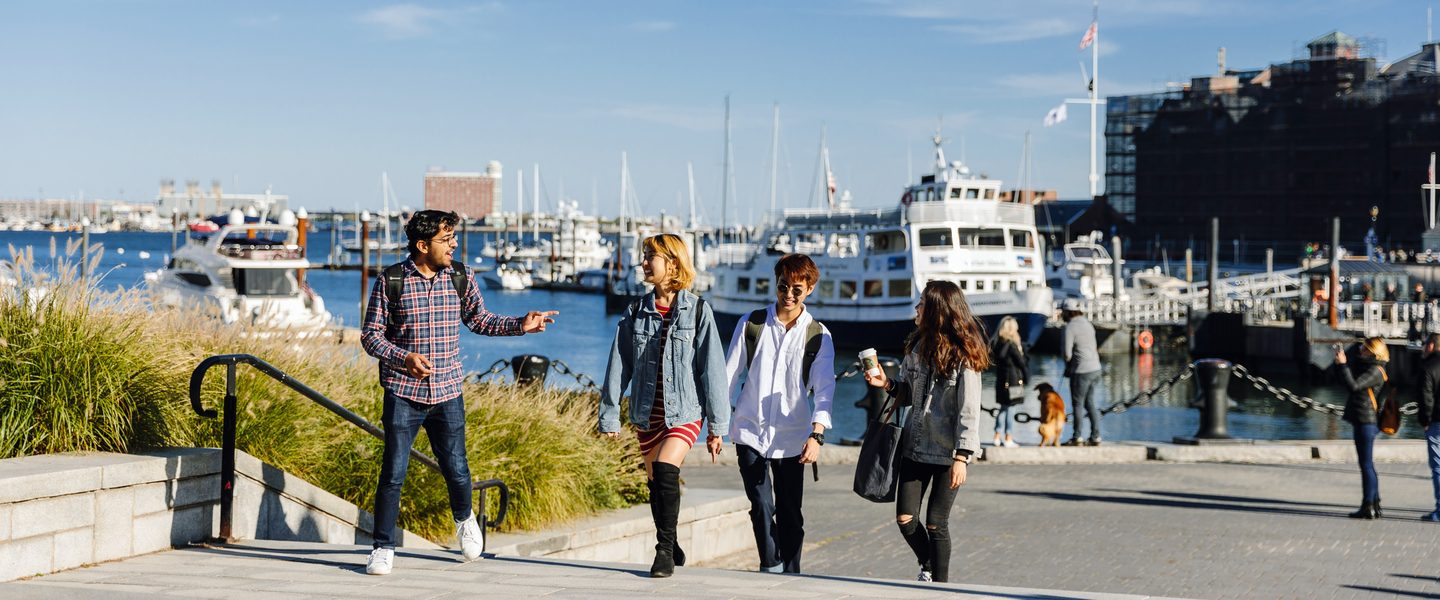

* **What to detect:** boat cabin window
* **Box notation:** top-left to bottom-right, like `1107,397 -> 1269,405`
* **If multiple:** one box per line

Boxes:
965,189 -> 979,199
949,187 -> 964,199
839,280 -> 858,300
992,279 -> 1002,291
864,280 -> 883,298
828,233 -> 860,258
177,273 -> 211,287
918,228 -> 953,249
738,277 -> 751,293
1010,230 -> 1035,249
984,189 -> 996,199
754,278 -> 771,296
925,188 -> 935,202
958,280 -> 969,290
818,280 -> 835,298
232,269 -> 297,297
889,279 -> 912,298
957,228 -> 1007,248
866,231 -> 907,255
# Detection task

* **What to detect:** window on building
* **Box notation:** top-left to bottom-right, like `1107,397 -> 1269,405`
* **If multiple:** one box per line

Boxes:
918,228 -> 953,249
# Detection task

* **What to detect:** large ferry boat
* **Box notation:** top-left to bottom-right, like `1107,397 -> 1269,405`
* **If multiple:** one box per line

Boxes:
145,213 -> 334,331
706,137 -> 1052,351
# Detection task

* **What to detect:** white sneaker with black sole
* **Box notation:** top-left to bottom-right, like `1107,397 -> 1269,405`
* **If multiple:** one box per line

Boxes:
365,547 -> 393,576
917,568 -> 933,582
457,513 -> 484,561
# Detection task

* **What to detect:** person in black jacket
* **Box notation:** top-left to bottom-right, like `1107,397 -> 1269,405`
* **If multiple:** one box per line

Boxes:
1334,337 -> 1390,520
989,316 -> 1029,447
1419,333 -> 1440,522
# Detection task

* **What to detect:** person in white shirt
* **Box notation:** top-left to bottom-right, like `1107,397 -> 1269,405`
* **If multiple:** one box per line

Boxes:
723,253 -> 836,574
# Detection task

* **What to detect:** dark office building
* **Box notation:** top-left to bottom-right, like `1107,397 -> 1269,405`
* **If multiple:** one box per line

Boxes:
1107,31 -> 1440,261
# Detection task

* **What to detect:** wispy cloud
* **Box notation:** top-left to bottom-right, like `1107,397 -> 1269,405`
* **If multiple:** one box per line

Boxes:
856,0 -> 1229,44
931,18 -> 1075,45
356,3 -> 502,39
630,20 -> 676,32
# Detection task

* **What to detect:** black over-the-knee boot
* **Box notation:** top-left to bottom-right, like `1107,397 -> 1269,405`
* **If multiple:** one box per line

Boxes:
650,462 -> 682,578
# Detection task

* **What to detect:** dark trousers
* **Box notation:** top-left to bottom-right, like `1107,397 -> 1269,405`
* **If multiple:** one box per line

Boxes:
373,392 -> 473,549
736,444 -> 805,573
1353,422 -> 1380,503
895,457 -> 960,583
1069,370 -> 1103,441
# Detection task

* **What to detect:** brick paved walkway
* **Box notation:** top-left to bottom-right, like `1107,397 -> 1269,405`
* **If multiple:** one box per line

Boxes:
685,460 -> 1440,600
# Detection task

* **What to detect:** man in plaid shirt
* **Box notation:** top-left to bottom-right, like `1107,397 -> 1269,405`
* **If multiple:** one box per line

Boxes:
360,210 -> 556,576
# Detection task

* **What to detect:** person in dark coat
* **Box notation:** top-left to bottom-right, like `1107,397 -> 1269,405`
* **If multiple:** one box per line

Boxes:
989,316 -> 1029,448
1419,333 -> 1440,522
1334,337 -> 1390,520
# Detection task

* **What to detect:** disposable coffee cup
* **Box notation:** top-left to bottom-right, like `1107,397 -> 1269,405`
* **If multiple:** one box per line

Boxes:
859,348 -> 880,377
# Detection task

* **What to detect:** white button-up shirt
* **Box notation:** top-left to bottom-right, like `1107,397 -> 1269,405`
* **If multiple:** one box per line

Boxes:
724,304 -> 835,458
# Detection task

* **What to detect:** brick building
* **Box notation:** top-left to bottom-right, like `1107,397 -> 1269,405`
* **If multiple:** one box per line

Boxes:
423,161 -> 503,220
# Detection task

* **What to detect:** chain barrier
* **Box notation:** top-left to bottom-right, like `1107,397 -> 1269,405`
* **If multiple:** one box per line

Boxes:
464,359 -> 513,385
550,358 -> 601,392
1230,364 -> 1420,416
1101,363 -> 1197,416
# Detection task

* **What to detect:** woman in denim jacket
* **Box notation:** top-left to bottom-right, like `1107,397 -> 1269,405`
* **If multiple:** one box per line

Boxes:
600,233 -> 730,578
863,280 -> 985,583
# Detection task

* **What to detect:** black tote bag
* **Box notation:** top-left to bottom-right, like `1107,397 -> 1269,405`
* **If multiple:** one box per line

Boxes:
853,382 -> 908,503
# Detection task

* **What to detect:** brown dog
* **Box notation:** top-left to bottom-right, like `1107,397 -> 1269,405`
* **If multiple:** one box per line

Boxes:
1034,383 -> 1067,447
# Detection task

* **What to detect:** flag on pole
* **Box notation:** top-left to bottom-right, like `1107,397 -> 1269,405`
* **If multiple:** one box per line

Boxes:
1079,21 -> 1097,51
1043,103 -> 1068,127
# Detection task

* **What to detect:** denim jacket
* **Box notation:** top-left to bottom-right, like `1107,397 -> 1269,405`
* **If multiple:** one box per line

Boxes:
896,352 -> 981,465
600,290 -> 731,435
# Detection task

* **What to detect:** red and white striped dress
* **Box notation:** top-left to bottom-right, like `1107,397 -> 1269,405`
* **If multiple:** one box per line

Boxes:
636,303 -> 703,457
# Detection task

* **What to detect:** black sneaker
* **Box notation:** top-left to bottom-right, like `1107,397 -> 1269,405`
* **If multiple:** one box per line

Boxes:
1062,439 -> 1083,446
1089,438 -> 1102,446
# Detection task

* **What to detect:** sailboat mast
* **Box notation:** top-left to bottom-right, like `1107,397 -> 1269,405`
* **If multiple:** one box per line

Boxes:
515,169 -> 523,246
1088,0 -> 1100,198
721,95 -> 732,245
769,103 -> 779,215
821,127 -> 835,211
619,151 -> 628,241
532,164 -> 540,244
687,161 -> 697,230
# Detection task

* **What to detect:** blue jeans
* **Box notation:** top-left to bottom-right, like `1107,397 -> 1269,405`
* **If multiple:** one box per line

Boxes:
1352,422 -> 1379,503
372,392 -> 473,549
1427,423 -> 1440,512
1069,371 -> 1103,441
736,444 -> 805,573
994,404 -> 1014,437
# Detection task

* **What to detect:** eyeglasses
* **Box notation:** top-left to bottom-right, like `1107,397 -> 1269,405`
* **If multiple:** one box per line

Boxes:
428,236 -> 456,246
776,283 -> 808,297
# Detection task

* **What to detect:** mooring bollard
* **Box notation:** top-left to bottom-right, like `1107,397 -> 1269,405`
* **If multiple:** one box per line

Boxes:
1192,358 -> 1233,439
512,354 -> 551,386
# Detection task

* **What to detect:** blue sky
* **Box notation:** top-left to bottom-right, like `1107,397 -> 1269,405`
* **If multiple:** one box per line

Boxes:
0,1 -> 1431,221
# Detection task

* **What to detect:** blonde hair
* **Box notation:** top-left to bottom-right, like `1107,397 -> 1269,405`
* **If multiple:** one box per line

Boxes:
1363,336 -> 1390,363
642,234 -> 695,293
996,315 -> 1023,349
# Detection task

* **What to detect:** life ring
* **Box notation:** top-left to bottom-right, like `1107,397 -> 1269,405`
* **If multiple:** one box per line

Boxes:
900,190 -> 913,206
1137,330 -> 1154,351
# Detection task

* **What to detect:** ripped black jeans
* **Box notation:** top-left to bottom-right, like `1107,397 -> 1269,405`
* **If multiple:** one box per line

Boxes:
895,456 -> 960,582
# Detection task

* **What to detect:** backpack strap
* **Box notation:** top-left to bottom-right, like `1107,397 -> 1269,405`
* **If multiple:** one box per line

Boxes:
743,309 -> 767,370
801,320 -> 824,391
449,259 -> 469,300
1366,366 -> 1389,411
383,263 -> 407,332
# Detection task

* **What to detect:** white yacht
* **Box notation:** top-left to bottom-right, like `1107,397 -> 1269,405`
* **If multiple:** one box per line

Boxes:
706,136 -> 1052,350
145,215 -> 333,331
1045,232 -> 1120,300
481,201 -> 613,285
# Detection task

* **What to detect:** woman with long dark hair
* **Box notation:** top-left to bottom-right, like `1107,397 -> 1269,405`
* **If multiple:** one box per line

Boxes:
1334,337 -> 1390,519
864,280 -> 987,582
599,233 -> 730,577
989,315 -> 1028,447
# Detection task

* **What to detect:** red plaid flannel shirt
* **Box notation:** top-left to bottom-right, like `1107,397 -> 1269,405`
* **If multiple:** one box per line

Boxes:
361,260 -> 524,404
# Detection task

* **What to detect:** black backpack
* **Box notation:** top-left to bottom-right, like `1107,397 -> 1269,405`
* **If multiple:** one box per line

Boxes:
383,260 -> 469,330
741,309 -> 825,391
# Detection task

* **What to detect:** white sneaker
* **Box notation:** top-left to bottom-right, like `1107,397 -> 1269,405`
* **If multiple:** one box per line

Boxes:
991,438 -> 1003,447
1004,439 -> 1019,448
917,568 -> 933,582
366,548 -> 394,576
456,513 -> 484,561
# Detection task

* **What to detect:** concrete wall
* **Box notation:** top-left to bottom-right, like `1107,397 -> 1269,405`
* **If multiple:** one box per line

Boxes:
0,448 -> 435,582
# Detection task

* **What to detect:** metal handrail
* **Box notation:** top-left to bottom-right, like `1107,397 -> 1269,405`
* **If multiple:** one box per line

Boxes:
189,353 -> 509,543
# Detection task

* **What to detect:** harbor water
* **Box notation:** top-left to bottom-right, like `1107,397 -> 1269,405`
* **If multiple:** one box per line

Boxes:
4,230 -> 1427,444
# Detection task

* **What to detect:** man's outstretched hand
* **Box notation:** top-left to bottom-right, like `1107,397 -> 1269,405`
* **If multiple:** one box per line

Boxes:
523,310 -> 559,333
